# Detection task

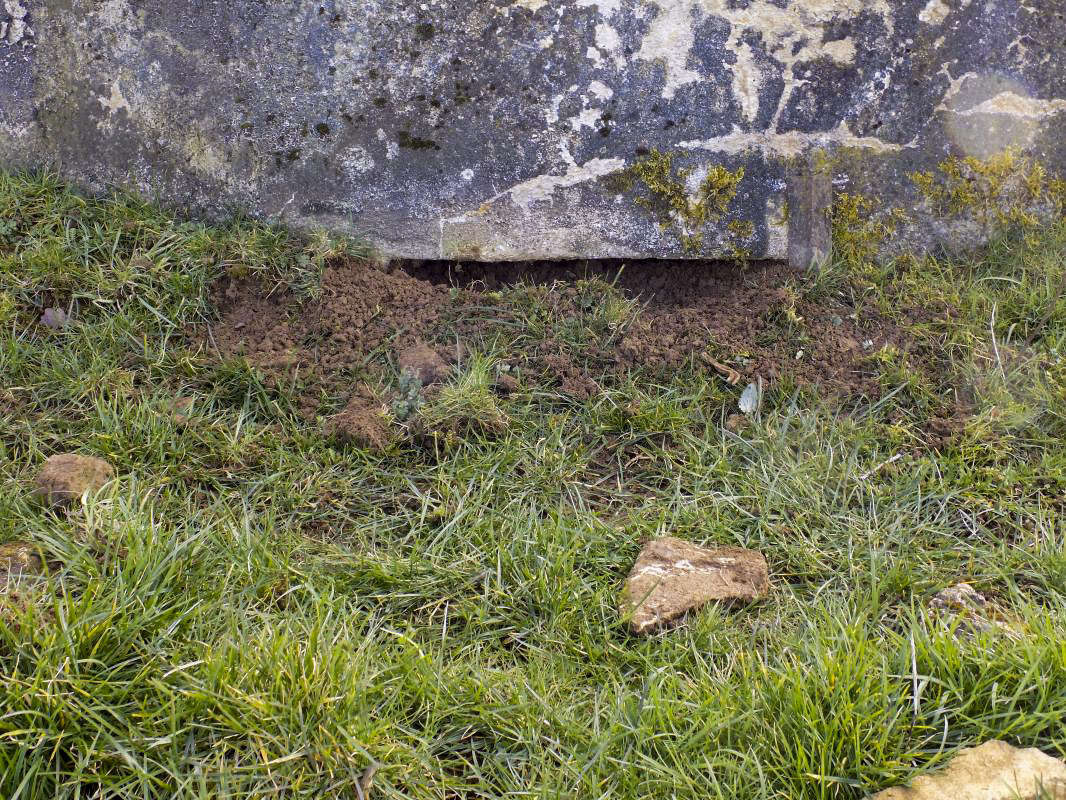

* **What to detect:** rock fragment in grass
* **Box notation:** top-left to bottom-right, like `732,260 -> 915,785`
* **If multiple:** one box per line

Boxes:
33,453 -> 115,507
325,388 -> 391,453
172,396 -> 195,425
398,341 -> 451,386
870,740 -> 1066,799
623,537 -> 768,634
929,583 -> 1020,638
0,541 -> 44,584
0,542 -> 50,625
40,307 -> 68,329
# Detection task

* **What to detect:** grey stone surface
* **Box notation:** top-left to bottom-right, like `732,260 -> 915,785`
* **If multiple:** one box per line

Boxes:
1,0 -> 1063,260
787,153 -> 833,269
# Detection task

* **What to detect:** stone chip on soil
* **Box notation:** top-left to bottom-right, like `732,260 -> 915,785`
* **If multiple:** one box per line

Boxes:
623,537 -> 768,634
870,740 -> 1066,799
33,453 -> 114,506
929,583 -> 1020,638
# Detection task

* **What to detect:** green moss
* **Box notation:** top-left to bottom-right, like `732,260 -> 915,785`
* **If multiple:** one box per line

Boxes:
727,219 -> 756,264
910,150 -> 1063,237
397,131 -> 440,151
608,149 -> 744,255
831,193 -> 903,269
829,149 -> 1064,269
728,218 -> 755,241
1050,177 -> 1066,217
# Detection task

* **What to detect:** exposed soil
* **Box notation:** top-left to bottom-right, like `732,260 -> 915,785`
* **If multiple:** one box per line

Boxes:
208,260 -> 451,414
322,385 -> 392,452
397,341 -> 452,386
206,257 -> 915,421
425,258 -> 907,395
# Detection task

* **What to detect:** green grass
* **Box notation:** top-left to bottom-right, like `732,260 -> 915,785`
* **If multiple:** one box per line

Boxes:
1,171 -> 1065,798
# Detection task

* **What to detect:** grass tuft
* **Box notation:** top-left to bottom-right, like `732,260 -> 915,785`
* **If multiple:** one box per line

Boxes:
1,172 -> 1065,797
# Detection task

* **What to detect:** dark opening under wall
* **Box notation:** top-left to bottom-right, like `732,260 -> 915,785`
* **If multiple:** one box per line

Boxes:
207,254 -> 902,423
394,258 -> 785,294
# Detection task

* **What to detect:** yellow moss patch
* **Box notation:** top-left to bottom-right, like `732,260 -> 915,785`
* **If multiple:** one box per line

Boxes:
609,149 -> 745,255
831,193 -> 903,269
910,149 -> 1063,235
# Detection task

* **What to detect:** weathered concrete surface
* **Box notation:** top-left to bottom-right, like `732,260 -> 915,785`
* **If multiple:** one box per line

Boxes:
1,0 -> 1063,261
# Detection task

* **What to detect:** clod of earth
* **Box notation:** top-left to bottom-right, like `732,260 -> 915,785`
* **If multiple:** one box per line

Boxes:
397,341 -> 451,386
33,453 -> 115,507
493,372 -> 518,395
870,740 -> 1066,799
324,388 -> 391,453
623,537 -> 768,635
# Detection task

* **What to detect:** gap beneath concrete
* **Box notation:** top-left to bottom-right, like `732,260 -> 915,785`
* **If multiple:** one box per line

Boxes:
395,258 -> 793,296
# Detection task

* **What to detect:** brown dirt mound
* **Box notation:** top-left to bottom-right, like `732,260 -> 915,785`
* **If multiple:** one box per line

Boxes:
322,385 -> 391,453
206,258 -> 910,416
34,453 -> 115,507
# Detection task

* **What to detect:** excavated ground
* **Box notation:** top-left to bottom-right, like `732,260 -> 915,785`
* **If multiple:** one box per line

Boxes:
206,257 -> 923,437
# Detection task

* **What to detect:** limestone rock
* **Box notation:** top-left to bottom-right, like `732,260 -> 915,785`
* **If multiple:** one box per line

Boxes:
33,453 -> 114,506
930,583 -> 988,615
929,583 -> 1019,637
623,537 -> 768,634
2,1 -> 1062,262
871,740 -> 1066,800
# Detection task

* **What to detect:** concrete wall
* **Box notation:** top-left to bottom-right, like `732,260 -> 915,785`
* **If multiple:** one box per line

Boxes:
1,0 -> 1063,262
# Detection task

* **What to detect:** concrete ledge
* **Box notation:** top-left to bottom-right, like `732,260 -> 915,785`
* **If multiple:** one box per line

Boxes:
1,0 -> 1063,261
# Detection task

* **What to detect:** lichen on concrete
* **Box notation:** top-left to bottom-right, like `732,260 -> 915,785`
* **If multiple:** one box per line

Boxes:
0,0 -> 1062,261
1,0 -> 32,46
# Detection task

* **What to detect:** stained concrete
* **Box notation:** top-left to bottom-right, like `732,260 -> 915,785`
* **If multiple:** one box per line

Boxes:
1,1 -> 1063,261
